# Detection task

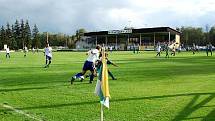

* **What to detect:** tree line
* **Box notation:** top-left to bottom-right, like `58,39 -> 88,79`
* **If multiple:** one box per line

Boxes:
1,19 -> 215,50
0,20 -> 86,50
177,25 -> 215,46
0,19 -> 36,50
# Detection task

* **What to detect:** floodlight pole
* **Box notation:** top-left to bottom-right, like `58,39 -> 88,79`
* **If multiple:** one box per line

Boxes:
115,35 -> 118,50
96,36 -> 98,46
46,32 -> 49,44
153,33 -> 156,50
139,33 -> 142,46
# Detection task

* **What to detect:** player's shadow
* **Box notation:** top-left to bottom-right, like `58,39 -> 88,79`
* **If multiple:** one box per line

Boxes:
115,92 -> 215,121
1,92 -> 214,121
113,92 -> 215,121
0,101 -> 98,112
0,75 -> 67,86
119,64 -> 215,82
0,86 -> 49,92
202,108 -> 215,121
71,82 -> 93,85
117,56 -> 215,79
0,66 -> 43,70
171,93 -> 215,121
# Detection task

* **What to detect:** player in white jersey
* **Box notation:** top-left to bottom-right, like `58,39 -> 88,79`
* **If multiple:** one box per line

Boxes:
71,45 -> 101,84
156,44 -> 161,57
32,47 -> 35,54
6,47 -> 10,58
44,43 -> 52,68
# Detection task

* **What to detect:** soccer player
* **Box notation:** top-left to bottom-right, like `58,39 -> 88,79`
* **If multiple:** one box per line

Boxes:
192,43 -> 196,55
5,46 -> 10,58
70,45 -> 101,84
156,44 -> 161,57
109,46 -> 113,53
171,44 -> 176,56
206,43 -> 213,56
178,44 -> 182,53
32,47 -> 35,54
24,46 -> 27,57
136,44 -> 140,54
95,53 -> 118,80
133,44 -> 136,54
44,43 -> 52,68
106,54 -> 118,80
165,42 -> 169,58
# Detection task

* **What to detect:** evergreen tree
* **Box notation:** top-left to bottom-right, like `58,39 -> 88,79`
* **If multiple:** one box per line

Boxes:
11,25 -> 18,50
5,23 -> 12,46
14,19 -> 21,49
0,26 -> 6,49
20,19 -> 25,49
32,24 -> 40,48
24,20 -> 31,48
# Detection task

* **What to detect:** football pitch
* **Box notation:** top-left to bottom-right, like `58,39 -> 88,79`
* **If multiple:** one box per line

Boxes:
0,51 -> 215,121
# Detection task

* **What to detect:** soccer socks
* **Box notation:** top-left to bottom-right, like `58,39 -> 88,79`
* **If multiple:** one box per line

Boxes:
48,60 -> 51,65
6,54 -> 10,58
156,52 -> 160,57
73,73 -> 95,83
90,74 -> 94,82
46,60 -> 48,65
75,73 -> 83,78
108,70 -> 116,80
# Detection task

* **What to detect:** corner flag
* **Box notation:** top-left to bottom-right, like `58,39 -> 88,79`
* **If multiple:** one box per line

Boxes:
95,47 -> 110,108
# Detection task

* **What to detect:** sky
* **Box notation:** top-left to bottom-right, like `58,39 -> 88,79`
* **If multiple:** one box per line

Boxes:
0,0 -> 215,34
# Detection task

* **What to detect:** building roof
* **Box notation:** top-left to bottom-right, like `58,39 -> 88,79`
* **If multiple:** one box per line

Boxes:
84,27 -> 181,36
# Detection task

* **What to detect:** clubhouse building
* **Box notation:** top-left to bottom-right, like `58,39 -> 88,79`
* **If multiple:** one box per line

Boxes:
78,27 -> 181,50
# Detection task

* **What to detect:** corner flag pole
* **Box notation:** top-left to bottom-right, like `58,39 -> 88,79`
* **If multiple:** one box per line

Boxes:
100,46 -> 104,121
101,103 -> 104,121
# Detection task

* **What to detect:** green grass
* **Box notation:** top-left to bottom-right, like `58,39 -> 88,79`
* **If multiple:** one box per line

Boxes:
0,51 -> 215,121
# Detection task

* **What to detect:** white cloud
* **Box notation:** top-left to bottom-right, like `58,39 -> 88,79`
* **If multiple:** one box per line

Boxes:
0,0 -> 215,34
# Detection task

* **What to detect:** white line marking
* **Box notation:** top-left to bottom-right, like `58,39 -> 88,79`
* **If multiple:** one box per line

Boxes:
1,104 -> 43,121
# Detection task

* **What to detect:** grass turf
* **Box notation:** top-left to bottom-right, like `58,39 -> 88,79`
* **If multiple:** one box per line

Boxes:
0,51 -> 215,121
